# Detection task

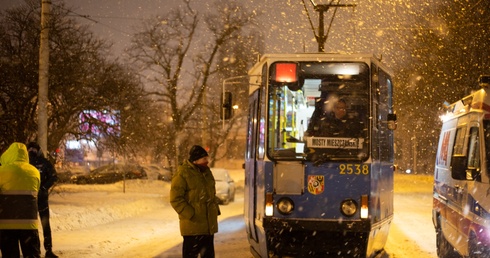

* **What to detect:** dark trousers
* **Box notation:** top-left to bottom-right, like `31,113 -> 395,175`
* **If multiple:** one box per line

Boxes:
0,229 -> 41,258
182,235 -> 215,258
38,201 -> 53,251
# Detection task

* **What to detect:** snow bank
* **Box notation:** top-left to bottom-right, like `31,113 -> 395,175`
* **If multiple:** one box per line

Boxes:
50,180 -> 170,232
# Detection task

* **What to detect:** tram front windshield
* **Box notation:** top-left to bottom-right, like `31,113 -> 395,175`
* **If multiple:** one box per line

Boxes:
267,62 -> 370,162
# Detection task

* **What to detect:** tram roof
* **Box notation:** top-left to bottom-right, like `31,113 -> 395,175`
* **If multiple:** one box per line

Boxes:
249,52 -> 393,73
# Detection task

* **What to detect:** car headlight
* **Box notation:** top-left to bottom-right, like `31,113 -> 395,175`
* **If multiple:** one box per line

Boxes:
277,197 -> 294,215
340,199 -> 358,217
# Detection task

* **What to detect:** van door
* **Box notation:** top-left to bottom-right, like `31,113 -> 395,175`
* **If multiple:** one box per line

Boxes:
442,124 -> 466,248
447,119 -> 481,253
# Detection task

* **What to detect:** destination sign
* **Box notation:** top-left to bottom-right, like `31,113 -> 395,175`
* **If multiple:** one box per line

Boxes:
306,137 -> 364,149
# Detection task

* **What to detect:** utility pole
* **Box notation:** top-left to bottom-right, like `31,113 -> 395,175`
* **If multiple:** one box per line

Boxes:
38,0 -> 51,155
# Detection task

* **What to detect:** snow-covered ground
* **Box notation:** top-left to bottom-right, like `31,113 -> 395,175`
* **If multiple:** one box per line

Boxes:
44,170 -> 436,258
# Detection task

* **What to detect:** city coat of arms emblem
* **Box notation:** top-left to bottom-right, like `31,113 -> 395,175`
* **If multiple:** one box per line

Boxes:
307,175 -> 324,195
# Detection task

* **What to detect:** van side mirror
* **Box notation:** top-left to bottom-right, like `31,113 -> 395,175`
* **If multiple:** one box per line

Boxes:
465,168 -> 479,181
387,113 -> 397,130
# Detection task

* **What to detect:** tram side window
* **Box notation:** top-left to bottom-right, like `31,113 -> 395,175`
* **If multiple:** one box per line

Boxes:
246,96 -> 256,160
258,64 -> 268,160
378,69 -> 394,162
267,85 -> 308,158
371,64 -> 379,161
258,87 -> 267,160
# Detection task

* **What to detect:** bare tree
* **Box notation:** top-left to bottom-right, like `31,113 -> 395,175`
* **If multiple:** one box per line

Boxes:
0,0 -> 153,161
206,30 -> 264,165
128,0 -> 257,169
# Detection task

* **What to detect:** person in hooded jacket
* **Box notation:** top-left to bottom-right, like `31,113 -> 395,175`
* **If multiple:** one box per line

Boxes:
26,142 -> 59,258
170,145 -> 220,258
0,142 -> 41,258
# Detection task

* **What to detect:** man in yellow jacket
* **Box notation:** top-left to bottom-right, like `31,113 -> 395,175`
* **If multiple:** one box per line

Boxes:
170,145 -> 220,258
0,142 -> 41,258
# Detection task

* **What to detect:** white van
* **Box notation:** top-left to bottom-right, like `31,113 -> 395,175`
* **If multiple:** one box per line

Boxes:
433,75 -> 490,258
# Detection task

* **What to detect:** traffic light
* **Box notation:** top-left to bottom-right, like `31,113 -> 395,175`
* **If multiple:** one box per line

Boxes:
221,92 -> 233,120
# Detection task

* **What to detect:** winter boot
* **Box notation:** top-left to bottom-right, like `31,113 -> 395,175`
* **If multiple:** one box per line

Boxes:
45,250 -> 59,258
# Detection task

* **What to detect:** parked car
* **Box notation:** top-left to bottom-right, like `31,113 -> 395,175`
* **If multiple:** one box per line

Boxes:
57,166 -> 89,184
212,168 -> 235,205
156,168 -> 172,182
70,164 -> 147,184
141,164 -> 173,182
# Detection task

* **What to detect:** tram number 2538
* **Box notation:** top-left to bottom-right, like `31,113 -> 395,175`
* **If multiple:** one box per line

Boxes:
339,164 -> 370,175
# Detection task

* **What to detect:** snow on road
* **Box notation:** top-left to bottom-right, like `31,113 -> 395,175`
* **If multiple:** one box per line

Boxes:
45,171 -> 437,258
385,174 -> 437,258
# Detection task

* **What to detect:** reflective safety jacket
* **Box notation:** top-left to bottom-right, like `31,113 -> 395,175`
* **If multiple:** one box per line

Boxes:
0,142 -> 40,229
170,160 -> 220,236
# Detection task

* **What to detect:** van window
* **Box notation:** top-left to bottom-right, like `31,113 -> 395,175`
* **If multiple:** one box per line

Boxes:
484,121 -> 490,181
467,127 -> 480,168
453,127 -> 466,155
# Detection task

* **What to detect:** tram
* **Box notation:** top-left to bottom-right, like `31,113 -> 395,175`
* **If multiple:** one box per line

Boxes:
236,53 -> 397,257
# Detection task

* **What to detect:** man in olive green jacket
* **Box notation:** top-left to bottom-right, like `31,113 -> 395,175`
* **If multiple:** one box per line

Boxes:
170,145 -> 220,258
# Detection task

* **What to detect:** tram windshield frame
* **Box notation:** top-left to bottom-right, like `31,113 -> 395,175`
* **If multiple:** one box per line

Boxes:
267,61 -> 370,162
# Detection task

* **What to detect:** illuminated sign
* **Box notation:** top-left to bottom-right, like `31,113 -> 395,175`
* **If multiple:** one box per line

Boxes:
271,62 -> 298,83
306,137 -> 363,149
79,110 -> 120,137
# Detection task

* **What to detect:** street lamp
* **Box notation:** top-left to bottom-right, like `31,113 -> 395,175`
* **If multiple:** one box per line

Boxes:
305,0 -> 356,52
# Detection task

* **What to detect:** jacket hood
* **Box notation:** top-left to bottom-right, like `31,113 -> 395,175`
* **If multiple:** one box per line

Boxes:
0,142 -> 29,165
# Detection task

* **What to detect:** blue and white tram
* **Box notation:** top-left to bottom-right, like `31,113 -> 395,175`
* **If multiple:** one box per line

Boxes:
242,53 -> 396,257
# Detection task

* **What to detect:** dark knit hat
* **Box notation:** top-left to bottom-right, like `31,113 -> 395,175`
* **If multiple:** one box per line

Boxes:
27,142 -> 41,151
189,145 -> 208,162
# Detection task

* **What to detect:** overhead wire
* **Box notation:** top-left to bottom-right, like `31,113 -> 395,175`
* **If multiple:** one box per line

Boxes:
301,0 -> 317,39
51,1 -> 148,37
324,0 -> 339,44
300,0 -> 356,50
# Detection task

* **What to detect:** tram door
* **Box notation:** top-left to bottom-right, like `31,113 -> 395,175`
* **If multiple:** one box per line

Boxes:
245,90 -> 260,242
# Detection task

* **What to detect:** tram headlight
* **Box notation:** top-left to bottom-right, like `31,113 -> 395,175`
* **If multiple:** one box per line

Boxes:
340,199 -> 358,217
277,197 -> 294,215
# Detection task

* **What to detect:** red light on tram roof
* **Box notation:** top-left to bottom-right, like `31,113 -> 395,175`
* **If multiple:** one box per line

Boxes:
274,63 -> 298,83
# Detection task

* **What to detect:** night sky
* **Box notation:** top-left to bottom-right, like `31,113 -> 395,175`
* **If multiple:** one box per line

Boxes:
0,0 -> 435,69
